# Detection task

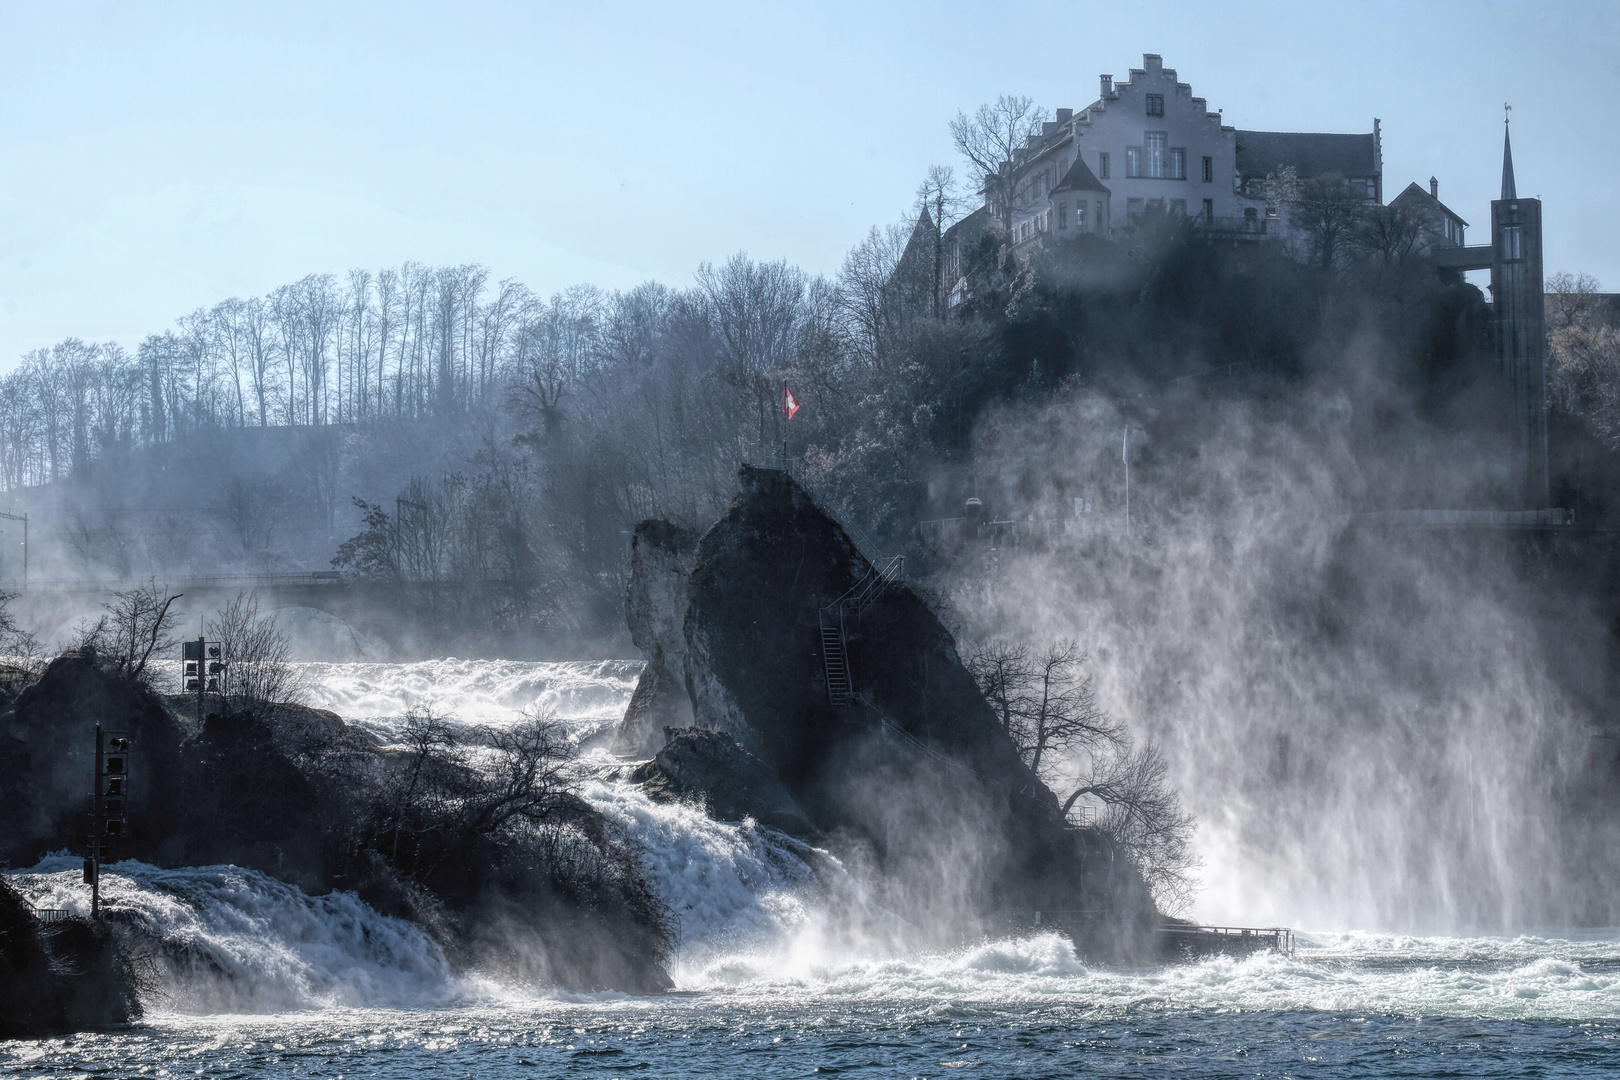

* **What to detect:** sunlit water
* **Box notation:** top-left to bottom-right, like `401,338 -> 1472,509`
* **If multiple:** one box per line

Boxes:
5,659 -> 1618,1076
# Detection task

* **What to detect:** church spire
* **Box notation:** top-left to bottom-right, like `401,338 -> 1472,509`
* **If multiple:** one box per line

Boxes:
1500,109 -> 1517,200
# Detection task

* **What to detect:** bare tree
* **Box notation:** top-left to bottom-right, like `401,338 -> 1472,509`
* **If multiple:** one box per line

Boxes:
950,95 -> 1048,238
1060,741 -> 1199,914
1022,641 -> 1125,778
1547,271 -> 1605,331
1354,203 -> 1422,266
969,639 -> 1123,780
915,165 -> 965,318
837,223 -> 913,369
969,639 -> 1032,740
1547,273 -> 1620,447
973,636 -> 1196,912
207,590 -> 303,715
75,583 -> 183,683
1290,176 -> 1369,269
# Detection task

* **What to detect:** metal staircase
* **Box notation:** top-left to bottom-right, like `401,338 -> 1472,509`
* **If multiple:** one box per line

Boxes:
819,554 -> 902,707
821,619 -> 852,705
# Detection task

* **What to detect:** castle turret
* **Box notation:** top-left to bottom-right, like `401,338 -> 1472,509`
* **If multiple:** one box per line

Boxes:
1489,122 -> 1548,507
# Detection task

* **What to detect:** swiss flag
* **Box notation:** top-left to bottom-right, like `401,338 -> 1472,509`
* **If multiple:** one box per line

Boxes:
782,382 -> 800,420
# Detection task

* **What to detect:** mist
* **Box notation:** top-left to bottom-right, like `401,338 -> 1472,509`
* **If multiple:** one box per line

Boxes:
958,378 -> 1615,931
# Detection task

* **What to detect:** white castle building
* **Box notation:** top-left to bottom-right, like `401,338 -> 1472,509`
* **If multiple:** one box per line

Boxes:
940,53 -> 1384,305
931,52 -> 1550,507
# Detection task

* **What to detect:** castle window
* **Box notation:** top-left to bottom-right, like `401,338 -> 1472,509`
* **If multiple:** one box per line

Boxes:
1203,198 -> 1214,223
1127,197 -> 1144,220
1076,201 -> 1088,228
1126,147 -> 1142,178
1098,152 -> 1110,179
1169,148 -> 1186,180
1202,156 -> 1213,183
1145,133 -> 1166,178
1059,202 -> 1068,229
1146,94 -> 1164,117
1095,200 -> 1104,227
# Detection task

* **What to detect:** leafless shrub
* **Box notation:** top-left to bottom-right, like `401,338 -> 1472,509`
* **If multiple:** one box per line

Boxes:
1062,740 -> 1200,916
206,590 -> 305,715
73,581 -> 183,684
969,638 -> 1125,781
971,636 -> 1198,913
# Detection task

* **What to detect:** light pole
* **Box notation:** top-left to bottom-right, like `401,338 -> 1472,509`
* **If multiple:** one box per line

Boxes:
1122,424 -> 1143,542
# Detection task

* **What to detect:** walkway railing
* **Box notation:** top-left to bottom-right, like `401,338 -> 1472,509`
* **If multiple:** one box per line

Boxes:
1158,923 -> 1294,957
29,906 -> 73,924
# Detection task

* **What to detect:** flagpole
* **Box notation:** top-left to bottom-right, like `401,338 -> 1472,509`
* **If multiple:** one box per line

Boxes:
1123,427 -> 1130,541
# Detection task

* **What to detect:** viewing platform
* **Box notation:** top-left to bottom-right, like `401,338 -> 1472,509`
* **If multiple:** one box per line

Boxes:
1034,909 -> 1295,961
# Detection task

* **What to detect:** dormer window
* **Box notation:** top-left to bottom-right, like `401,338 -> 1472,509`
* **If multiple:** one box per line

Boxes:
1146,94 -> 1164,117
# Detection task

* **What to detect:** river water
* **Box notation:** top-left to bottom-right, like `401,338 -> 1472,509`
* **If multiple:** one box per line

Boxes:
5,659 -> 1617,1077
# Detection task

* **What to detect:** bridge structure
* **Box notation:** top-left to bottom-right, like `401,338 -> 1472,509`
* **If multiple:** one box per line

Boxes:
0,571 -> 524,647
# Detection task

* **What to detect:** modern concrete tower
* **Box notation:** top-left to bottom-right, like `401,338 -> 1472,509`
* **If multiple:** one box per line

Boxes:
1489,123 -> 1549,507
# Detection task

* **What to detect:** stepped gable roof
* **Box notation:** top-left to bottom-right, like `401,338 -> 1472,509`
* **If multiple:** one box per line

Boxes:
1052,153 -> 1109,194
1390,181 -> 1468,227
1235,130 -> 1379,179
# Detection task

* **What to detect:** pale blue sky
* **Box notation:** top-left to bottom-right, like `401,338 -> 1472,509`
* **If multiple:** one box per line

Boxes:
2,0 -> 1616,367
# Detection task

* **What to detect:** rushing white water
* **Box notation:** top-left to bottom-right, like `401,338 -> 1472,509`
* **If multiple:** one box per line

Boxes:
11,857 -> 457,1013
7,658 -> 1618,1030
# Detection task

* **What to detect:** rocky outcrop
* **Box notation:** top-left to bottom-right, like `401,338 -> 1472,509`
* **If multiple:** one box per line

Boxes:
612,521 -> 698,757
0,877 -> 136,1037
0,654 -> 675,997
0,652 -> 188,872
631,727 -> 818,838
623,466 -> 1161,952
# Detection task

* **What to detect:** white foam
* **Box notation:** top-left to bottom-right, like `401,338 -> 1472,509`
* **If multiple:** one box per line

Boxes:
156,659 -> 1608,1021
8,857 -> 458,1014
294,658 -> 642,741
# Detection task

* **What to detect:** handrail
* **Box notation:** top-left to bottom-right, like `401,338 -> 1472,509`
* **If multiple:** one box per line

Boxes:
822,555 -> 902,621
29,906 -> 73,924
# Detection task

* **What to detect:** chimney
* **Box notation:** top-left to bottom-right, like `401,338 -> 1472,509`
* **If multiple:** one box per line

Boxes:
1429,176 -> 1439,198
1055,108 -> 1073,124
1100,74 -> 1113,97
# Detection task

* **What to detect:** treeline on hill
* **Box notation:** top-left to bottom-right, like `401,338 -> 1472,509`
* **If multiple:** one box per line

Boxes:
4,189 -> 1617,645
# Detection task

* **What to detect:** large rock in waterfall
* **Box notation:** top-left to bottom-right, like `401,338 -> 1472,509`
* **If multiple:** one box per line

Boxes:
621,465 -> 1160,955
630,726 -> 818,838
612,520 -> 698,757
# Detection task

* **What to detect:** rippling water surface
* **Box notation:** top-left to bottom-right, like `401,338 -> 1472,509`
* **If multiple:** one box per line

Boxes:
5,660 -> 1617,1077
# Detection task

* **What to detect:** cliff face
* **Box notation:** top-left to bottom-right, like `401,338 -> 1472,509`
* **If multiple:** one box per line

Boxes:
624,466 -> 1159,950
